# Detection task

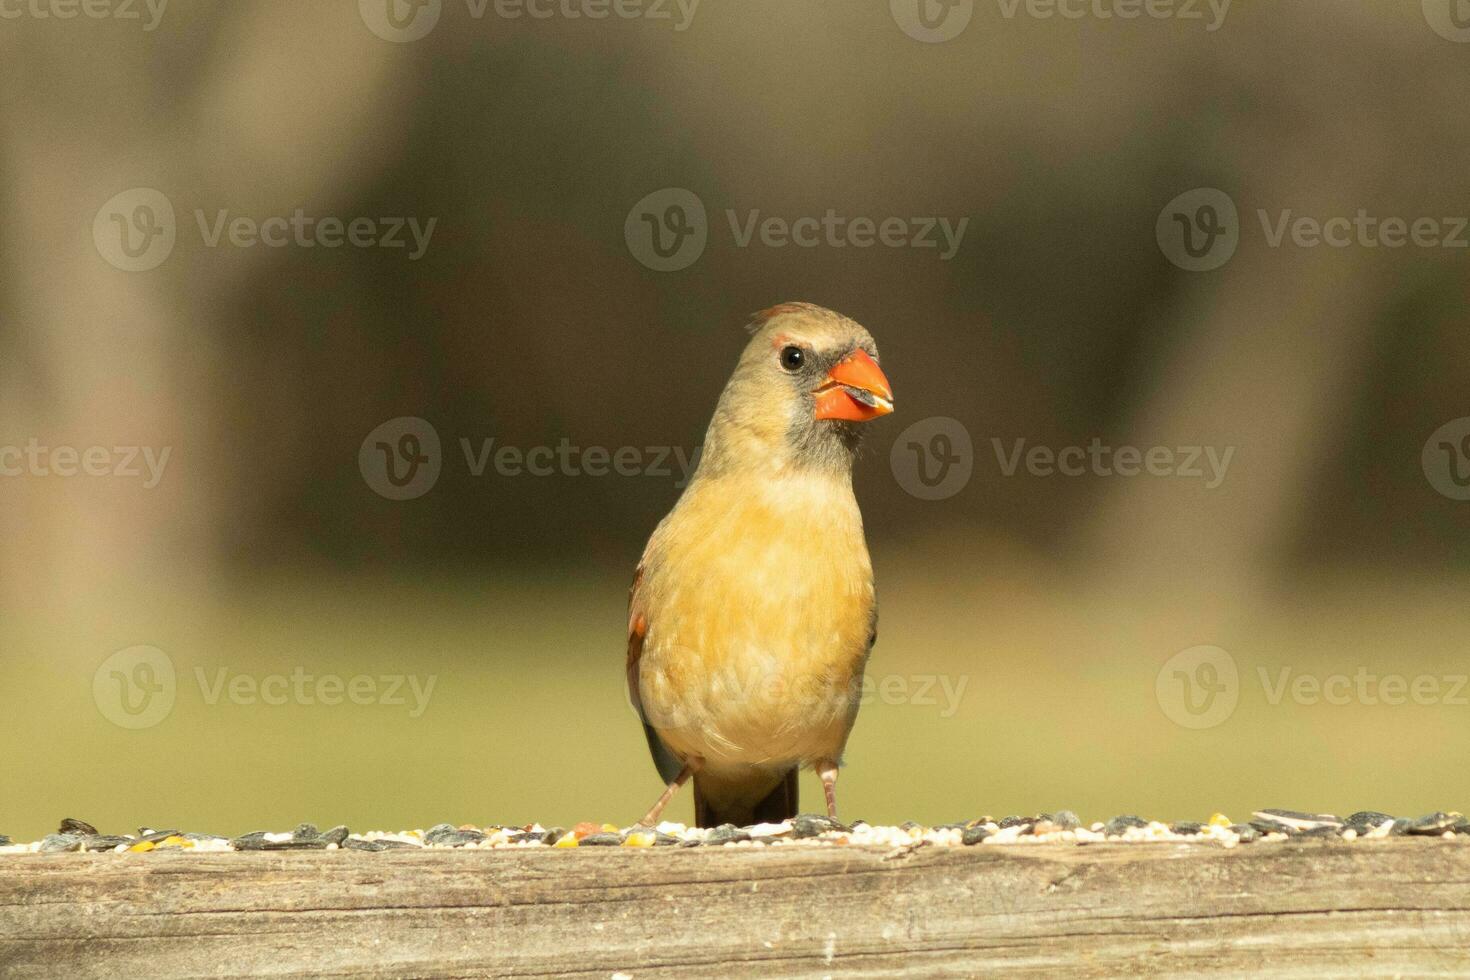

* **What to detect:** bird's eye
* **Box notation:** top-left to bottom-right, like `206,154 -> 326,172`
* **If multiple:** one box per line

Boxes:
779,346 -> 805,371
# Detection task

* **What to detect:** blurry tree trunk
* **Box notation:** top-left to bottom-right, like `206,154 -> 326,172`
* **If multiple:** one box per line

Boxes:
1079,7 -> 1468,616
0,4 -> 411,628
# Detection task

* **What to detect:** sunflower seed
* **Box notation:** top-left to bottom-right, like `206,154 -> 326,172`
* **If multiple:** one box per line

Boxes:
705,824 -> 751,846
425,824 -> 487,847
1406,812 -> 1462,836
793,815 -> 848,838
1252,810 -> 1342,832
40,834 -> 83,852
962,825 -> 991,846
80,835 -> 134,851
1103,815 -> 1149,836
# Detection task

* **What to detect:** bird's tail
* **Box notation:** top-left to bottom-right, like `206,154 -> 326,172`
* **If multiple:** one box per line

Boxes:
693,768 -> 798,828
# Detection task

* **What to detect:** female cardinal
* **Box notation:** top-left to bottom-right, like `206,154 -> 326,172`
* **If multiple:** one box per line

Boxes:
627,302 -> 894,828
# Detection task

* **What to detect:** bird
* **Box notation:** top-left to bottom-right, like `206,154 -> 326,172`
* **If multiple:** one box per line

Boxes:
626,302 -> 894,829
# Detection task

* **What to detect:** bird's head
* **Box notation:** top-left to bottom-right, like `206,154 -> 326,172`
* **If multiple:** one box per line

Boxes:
701,302 -> 894,477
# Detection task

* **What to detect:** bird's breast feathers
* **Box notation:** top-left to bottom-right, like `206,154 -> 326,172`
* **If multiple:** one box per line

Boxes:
635,471 -> 875,769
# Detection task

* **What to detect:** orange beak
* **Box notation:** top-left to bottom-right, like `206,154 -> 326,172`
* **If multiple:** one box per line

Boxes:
813,349 -> 894,422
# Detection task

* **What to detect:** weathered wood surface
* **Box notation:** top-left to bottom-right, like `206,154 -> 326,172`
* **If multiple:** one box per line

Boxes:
2,840 -> 1470,978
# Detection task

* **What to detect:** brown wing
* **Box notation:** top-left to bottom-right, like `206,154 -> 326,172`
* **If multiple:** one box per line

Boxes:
627,562 -> 683,784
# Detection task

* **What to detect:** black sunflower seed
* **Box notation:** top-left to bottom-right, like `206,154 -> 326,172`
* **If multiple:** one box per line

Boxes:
231,831 -> 328,851
1406,812 -> 1462,836
425,824 -> 487,847
343,838 -> 389,852
80,835 -> 134,851
58,818 -> 98,836
704,824 -> 751,845
793,815 -> 848,838
40,834 -> 83,852
1103,815 -> 1149,836
962,825 -> 991,846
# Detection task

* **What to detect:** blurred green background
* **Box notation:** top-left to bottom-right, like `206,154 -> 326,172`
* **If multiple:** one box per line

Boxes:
2,1 -> 1469,840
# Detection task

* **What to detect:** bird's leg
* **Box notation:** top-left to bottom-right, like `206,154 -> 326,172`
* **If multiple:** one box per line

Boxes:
637,763 -> 694,827
816,759 -> 840,820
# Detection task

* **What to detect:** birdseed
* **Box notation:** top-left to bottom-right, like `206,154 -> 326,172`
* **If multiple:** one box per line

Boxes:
2,810 -> 1466,854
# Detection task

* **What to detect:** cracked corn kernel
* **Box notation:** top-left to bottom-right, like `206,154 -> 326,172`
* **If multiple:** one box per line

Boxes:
623,831 -> 655,848
553,833 -> 579,848
1208,813 -> 1232,829
128,841 -> 155,852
